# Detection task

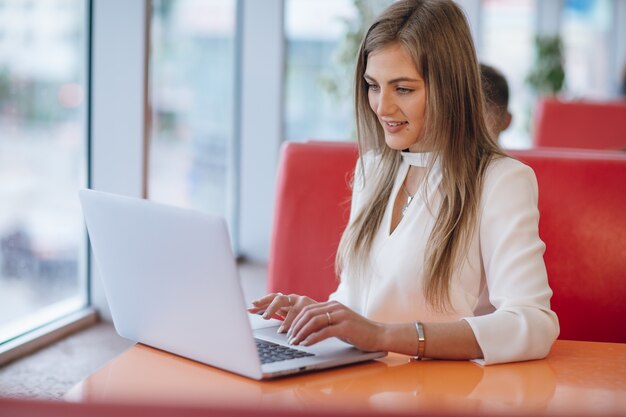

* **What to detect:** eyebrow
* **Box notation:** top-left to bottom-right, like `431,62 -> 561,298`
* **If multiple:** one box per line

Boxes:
364,74 -> 422,84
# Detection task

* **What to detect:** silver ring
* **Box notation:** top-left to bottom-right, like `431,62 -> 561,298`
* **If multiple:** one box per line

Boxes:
326,311 -> 332,326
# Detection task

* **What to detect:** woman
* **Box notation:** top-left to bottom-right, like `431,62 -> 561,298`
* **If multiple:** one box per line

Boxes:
249,0 -> 559,365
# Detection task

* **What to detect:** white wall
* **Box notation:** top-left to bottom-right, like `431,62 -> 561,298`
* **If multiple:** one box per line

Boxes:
237,0 -> 285,262
89,0 -> 148,320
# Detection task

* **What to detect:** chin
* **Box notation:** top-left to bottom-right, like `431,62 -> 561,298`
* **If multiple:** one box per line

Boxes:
384,135 -> 416,151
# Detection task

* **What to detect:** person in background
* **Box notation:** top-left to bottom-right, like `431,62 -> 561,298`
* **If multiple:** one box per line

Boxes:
250,0 -> 558,365
480,63 -> 512,141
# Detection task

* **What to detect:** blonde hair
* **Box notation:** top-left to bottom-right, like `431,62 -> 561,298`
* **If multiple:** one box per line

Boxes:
335,0 -> 504,312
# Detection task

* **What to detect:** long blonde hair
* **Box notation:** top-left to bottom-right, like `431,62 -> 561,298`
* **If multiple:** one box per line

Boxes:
335,0 -> 504,312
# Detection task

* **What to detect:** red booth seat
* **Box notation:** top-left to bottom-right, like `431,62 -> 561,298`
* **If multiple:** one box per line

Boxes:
268,141 -> 357,303
268,141 -> 626,343
533,98 -> 626,150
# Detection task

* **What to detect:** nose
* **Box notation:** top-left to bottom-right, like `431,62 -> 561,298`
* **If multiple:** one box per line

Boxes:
375,89 -> 396,117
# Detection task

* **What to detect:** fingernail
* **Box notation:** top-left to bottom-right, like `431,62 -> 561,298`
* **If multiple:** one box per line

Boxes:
301,339 -> 309,346
286,328 -> 292,338
288,337 -> 295,345
277,325 -> 284,333
262,312 -> 269,319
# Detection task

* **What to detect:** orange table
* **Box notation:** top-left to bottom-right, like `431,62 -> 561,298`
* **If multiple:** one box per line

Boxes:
65,340 -> 626,416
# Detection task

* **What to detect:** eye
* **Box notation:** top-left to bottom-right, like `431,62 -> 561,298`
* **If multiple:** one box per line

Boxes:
396,87 -> 413,94
367,83 -> 380,92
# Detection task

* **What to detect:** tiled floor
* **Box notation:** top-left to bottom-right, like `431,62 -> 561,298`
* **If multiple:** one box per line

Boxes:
0,261 -> 267,399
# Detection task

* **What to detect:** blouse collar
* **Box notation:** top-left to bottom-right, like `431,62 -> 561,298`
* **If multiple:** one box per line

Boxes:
400,150 -> 434,167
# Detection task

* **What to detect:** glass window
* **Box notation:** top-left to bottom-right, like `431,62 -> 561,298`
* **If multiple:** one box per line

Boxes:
0,0 -> 89,343
561,0 -> 613,99
148,0 -> 236,229
284,0 -> 392,142
480,0 -> 536,149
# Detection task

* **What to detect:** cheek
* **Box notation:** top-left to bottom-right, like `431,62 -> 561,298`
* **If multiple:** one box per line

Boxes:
414,97 -> 427,122
367,92 -> 378,113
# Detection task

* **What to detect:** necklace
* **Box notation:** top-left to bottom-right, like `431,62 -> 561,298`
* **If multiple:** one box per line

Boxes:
401,183 -> 415,217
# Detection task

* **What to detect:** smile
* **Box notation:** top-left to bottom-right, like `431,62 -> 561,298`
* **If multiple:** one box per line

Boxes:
385,121 -> 408,127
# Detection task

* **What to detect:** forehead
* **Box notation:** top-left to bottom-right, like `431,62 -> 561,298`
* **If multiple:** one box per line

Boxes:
365,43 -> 421,79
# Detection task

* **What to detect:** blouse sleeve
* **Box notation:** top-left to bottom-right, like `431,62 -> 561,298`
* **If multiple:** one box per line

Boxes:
463,158 -> 560,365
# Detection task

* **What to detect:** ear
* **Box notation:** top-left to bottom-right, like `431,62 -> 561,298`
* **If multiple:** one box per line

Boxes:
502,111 -> 512,131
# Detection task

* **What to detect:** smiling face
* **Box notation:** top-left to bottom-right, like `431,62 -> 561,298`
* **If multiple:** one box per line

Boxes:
364,43 -> 428,152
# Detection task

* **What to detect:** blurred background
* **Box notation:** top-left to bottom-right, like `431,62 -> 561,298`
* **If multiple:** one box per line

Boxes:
1,0 -> 625,351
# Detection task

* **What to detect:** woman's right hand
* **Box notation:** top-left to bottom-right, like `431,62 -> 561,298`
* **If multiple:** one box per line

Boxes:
248,293 -> 316,333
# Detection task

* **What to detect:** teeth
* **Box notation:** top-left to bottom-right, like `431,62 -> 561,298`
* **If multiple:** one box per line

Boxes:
387,121 -> 406,127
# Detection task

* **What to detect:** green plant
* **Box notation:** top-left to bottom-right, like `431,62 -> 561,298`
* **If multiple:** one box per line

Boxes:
526,35 -> 565,96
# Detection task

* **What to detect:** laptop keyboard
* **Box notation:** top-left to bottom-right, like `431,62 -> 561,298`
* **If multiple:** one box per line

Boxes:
255,338 -> 315,364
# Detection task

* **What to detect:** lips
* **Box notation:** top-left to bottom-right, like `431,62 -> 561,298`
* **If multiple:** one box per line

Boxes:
386,121 -> 408,127
382,120 -> 408,133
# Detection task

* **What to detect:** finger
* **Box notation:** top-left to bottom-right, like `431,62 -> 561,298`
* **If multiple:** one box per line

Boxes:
289,305 -> 335,344
261,293 -> 292,319
287,303 -> 324,338
289,312 -> 334,345
247,302 -> 271,313
277,302 -> 303,333
249,293 -> 281,308
276,309 -> 294,333
297,310 -> 357,348
273,304 -> 296,321
248,292 -> 286,314
277,294 -> 315,333
300,324 -> 340,347
288,301 -> 336,338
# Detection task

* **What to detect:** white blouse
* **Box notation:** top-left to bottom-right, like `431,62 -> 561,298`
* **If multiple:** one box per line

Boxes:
329,151 -> 559,365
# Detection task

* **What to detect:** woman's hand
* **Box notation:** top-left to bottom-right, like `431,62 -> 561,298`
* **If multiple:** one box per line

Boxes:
247,293 -> 317,333
249,295 -> 387,352
287,301 -> 386,352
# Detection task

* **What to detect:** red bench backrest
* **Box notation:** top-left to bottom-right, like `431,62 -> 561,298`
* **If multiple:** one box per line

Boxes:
268,141 -> 626,343
534,98 -> 626,150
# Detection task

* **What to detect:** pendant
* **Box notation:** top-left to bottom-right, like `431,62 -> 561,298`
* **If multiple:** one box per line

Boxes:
401,196 -> 413,217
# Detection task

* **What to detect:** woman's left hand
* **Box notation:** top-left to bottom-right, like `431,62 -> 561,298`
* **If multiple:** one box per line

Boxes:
287,300 -> 386,352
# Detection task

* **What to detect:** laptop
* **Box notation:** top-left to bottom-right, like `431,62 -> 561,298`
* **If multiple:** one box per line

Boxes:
79,189 -> 386,380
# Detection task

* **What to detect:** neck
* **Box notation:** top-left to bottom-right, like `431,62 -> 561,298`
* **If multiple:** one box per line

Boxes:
403,165 -> 426,196
407,136 -> 434,153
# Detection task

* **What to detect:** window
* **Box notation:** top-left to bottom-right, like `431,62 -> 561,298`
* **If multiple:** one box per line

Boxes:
148,0 -> 237,229
561,0 -> 613,99
0,0 -> 88,343
479,0 -> 536,148
284,0 -> 391,142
